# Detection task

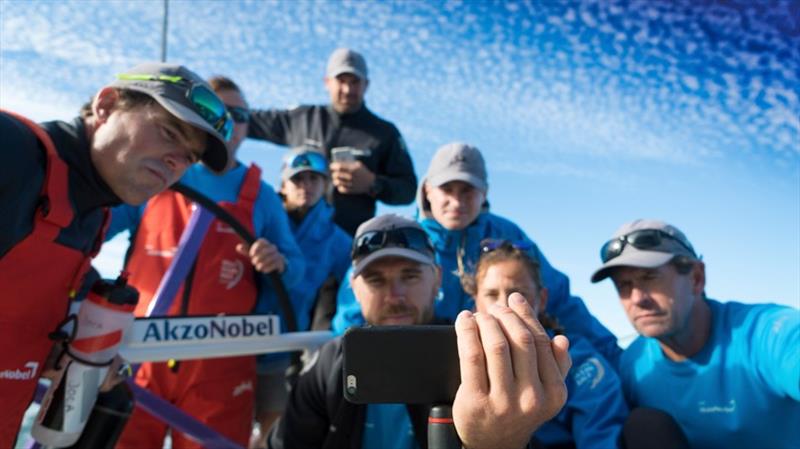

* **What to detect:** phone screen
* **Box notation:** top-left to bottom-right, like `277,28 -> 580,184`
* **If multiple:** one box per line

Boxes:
342,325 -> 460,404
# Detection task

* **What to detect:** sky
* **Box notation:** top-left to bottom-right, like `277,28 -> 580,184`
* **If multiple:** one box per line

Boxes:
1,0 -> 798,342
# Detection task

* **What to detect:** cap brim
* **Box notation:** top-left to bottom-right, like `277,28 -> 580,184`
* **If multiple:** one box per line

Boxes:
327,67 -> 367,80
427,172 -> 487,191
590,250 -> 675,283
108,82 -> 229,173
282,166 -> 329,181
352,248 -> 435,277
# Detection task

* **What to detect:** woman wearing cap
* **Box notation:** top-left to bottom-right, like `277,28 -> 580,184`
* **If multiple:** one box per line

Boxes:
251,147 -> 352,449
333,142 -> 622,368
465,240 -> 627,449
108,76 -> 305,449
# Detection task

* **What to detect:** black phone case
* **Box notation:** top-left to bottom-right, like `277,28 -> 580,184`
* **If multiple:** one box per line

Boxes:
342,325 -> 460,404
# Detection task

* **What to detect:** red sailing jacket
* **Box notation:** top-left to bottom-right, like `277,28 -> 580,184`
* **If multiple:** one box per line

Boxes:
0,110 -> 107,446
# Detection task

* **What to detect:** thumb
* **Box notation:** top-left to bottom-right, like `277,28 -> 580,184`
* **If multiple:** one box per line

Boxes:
235,242 -> 249,256
551,335 -> 571,378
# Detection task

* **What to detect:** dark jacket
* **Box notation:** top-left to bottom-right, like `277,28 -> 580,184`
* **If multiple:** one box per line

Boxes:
248,104 -> 417,235
267,337 -> 430,449
0,115 -> 118,257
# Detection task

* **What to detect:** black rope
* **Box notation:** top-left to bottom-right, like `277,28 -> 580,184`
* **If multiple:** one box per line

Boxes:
169,182 -> 299,333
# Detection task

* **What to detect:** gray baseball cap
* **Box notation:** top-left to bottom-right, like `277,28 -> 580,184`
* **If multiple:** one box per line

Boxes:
281,148 -> 330,181
326,48 -> 368,80
110,61 -> 230,172
425,142 -> 488,191
351,214 -> 436,277
590,219 -> 698,283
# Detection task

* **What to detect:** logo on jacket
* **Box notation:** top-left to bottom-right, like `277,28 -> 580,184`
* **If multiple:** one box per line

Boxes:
573,357 -> 605,389
699,399 -> 736,414
215,222 -> 237,235
0,361 -> 39,380
220,259 -> 244,289
232,380 -> 254,397
145,246 -> 177,258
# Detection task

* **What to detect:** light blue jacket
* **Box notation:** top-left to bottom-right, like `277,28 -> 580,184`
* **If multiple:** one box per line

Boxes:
255,200 -> 351,332
332,211 -> 622,367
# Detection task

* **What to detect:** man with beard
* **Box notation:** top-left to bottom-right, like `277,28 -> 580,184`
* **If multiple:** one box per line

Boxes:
266,214 -> 572,449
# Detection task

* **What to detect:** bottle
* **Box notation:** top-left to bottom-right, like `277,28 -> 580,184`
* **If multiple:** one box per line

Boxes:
31,273 -> 138,448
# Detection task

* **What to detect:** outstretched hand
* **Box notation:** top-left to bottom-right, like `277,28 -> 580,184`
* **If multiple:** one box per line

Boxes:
236,238 -> 285,274
452,292 -> 571,449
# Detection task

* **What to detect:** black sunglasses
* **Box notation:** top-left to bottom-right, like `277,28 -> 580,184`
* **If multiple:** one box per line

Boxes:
600,229 -> 696,263
226,105 -> 250,124
351,227 -> 434,260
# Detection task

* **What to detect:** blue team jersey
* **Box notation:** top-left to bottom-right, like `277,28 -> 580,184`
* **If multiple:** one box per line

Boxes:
620,299 -> 800,449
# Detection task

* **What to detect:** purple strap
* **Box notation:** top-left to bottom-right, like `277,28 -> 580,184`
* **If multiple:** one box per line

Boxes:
129,380 -> 243,448
147,206 -> 214,317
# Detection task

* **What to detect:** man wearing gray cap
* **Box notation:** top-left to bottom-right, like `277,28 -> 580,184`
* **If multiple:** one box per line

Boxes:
248,48 -> 417,236
592,219 -> 800,449
0,61 -> 232,446
267,213 -> 571,449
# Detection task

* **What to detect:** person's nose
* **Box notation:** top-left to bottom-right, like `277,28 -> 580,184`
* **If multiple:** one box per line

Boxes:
162,150 -> 191,174
629,284 -> 650,307
385,279 -> 407,304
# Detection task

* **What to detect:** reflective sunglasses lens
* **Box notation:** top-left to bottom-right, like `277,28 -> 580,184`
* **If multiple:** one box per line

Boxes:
628,230 -> 662,249
480,239 -> 503,253
600,239 -> 623,262
290,152 -> 329,174
227,106 -> 250,124
219,114 -> 234,141
190,85 -> 228,128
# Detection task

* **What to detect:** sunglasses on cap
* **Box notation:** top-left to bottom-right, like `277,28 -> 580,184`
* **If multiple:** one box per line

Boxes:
116,73 -> 234,141
285,151 -> 329,175
600,229 -> 696,263
480,239 -> 533,254
226,105 -> 250,124
351,227 -> 434,260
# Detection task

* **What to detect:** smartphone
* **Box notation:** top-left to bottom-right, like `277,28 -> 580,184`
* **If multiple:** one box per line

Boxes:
342,325 -> 460,405
331,146 -> 358,163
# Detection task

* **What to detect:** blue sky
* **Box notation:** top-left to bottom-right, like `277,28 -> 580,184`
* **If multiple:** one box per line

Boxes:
2,0 -> 798,341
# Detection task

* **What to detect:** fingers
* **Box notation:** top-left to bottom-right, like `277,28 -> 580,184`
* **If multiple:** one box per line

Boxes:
475,310 -> 514,391
486,301 -> 535,382
248,239 -> 285,274
507,292 -> 563,388
454,310 -> 488,395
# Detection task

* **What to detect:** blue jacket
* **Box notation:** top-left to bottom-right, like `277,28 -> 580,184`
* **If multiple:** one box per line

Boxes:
256,200 -> 351,332
332,211 -> 622,367
536,335 -> 627,449
106,162 -> 306,308
620,299 -> 800,449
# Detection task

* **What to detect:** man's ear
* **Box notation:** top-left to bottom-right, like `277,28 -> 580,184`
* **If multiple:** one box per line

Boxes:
362,78 -> 369,94
92,87 -> 119,125
691,261 -> 706,296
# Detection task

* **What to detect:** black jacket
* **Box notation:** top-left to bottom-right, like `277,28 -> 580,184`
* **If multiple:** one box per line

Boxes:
267,337 -> 431,449
248,104 -> 417,235
0,114 -> 118,258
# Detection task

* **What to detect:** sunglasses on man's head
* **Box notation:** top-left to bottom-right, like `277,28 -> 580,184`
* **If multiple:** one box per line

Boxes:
600,229 -> 696,263
351,227 -> 434,260
480,239 -> 533,254
286,151 -> 329,175
116,73 -> 234,141
226,105 -> 250,124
